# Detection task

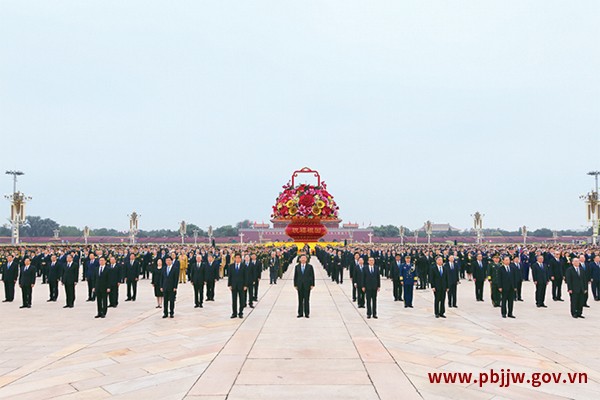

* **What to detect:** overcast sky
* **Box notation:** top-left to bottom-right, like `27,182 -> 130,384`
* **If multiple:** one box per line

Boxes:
1,1 -> 599,232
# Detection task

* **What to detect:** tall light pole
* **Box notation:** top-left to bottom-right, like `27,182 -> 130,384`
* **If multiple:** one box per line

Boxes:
208,225 -> 213,245
521,225 -> 527,245
581,171 -> 600,245
128,212 -> 139,245
414,230 -> 419,244
368,232 -> 373,244
425,220 -> 433,245
239,232 -> 245,246
399,225 -> 405,246
5,170 -> 31,245
83,226 -> 90,245
472,212 -> 484,245
193,229 -> 199,246
179,220 -> 186,244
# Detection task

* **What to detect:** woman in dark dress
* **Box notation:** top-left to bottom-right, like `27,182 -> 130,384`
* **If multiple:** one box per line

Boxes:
152,258 -> 164,308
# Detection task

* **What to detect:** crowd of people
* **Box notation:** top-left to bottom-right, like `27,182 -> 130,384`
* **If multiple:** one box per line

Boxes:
0,244 -> 297,319
315,243 -> 600,320
1,242 -> 599,322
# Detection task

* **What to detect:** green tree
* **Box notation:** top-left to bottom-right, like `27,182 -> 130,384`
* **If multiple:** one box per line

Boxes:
60,226 -> 83,236
214,225 -> 238,237
21,216 -> 59,237
236,220 -> 253,229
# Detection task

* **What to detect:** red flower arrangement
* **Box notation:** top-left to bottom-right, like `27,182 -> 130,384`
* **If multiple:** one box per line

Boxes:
271,181 -> 339,220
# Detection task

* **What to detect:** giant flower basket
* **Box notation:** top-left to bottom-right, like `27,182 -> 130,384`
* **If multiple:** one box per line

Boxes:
271,167 -> 340,243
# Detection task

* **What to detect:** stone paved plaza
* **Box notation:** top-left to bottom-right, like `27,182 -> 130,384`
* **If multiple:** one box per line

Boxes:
1,259 -> 599,400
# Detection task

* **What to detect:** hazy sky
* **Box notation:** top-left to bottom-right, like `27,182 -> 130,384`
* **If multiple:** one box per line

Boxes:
1,1 -> 599,231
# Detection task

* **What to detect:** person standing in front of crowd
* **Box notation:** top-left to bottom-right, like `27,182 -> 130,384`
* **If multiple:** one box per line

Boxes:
591,254 -> 600,301
473,253 -> 486,302
487,254 -> 501,308
269,251 -> 279,285
85,252 -> 98,302
161,256 -> 179,318
549,250 -> 564,302
107,256 -> 121,308
391,254 -> 403,302
19,257 -> 36,308
2,254 -> 18,302
229,253 -> 249,319
511,255 -> 524,301
61,254 -> 79,308
47,254 -> 62,302
498,255 -> 517,318
250,253 -> 262,303
566,257 -> 587,319
191,254 -> 206,308
294,254 -> 315,318
125,253 -> 140,302
94,256 -> 110,318
152,258 -> 164,309
446,255 -> 459,308
178,252 -> 188,284
401,255 -> 417,308
430,256 -> 448,318
205,254 -> 218,301
532,255 -> 549,308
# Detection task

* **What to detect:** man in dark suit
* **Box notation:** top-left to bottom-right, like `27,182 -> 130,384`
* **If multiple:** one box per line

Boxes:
250,253 -> 262,303
94,257 -> 110,318
362,257 -> 381,319
85,252 -> 98,302
161,256 -> 179,318
294,254 -> 315,318
566,257 -> 587,318
430,256 -> 448,318
446,255 -> 459,308
228,253 -> 249,318
498,256 -> 518,318
125,253 -> 140,301
532,255 -> 549,307
19,257 -> 36,308
354,257 -> 366,308
390,254 -> 403,302
47,254 -> 62,302
61,254 -> 79,308
511,255 -> 524,301
549,251 -> 564,301
107,256 -> 121,308
191,254 -> 206,308
227,253 -> 248,318
579,254 -> 591,307
205,254 -> 218,301
591,254 -> 600,301
473,253 -> 486,301
2,254 -> 18,302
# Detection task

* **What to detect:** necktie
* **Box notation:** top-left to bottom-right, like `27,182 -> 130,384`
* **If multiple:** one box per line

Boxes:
236,264 -> 239,271
167,266 -> 171,275
100,266 -> 103,275
506,266 -> 509,273
576,267 -> 580,276
370,266 -> 373,274
301,265 -> 305,274
439,267 -> 442,275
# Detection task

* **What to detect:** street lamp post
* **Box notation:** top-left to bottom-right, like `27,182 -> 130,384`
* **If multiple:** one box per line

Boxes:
553,230 -> 558,243
83,226 -> 90,245
368,232 -> 373,244
207,225 -> 213,245
128,212 -> 139,245
414,230 -> 419,244
521,225 -> 527,245
582,171 -> 600,245
53,229 -> 60,240
5,170 -> 31,245
193,229 -> 199,246
179,221 -> 186,244
425,220 -> 433,245
399,225 -> 405,246
239,232 -> 245,246
472,212 -> 484,245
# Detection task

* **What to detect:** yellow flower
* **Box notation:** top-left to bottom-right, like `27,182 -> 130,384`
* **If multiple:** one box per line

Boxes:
277,203 -> 283,209
289,206 -> 298,216
286,200 -> 295,208
312,205 -> 321,215
316,200 -> 325,209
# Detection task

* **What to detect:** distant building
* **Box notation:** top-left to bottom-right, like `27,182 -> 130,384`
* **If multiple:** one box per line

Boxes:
418,223 -> 459,232
240,220 -> 373,243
